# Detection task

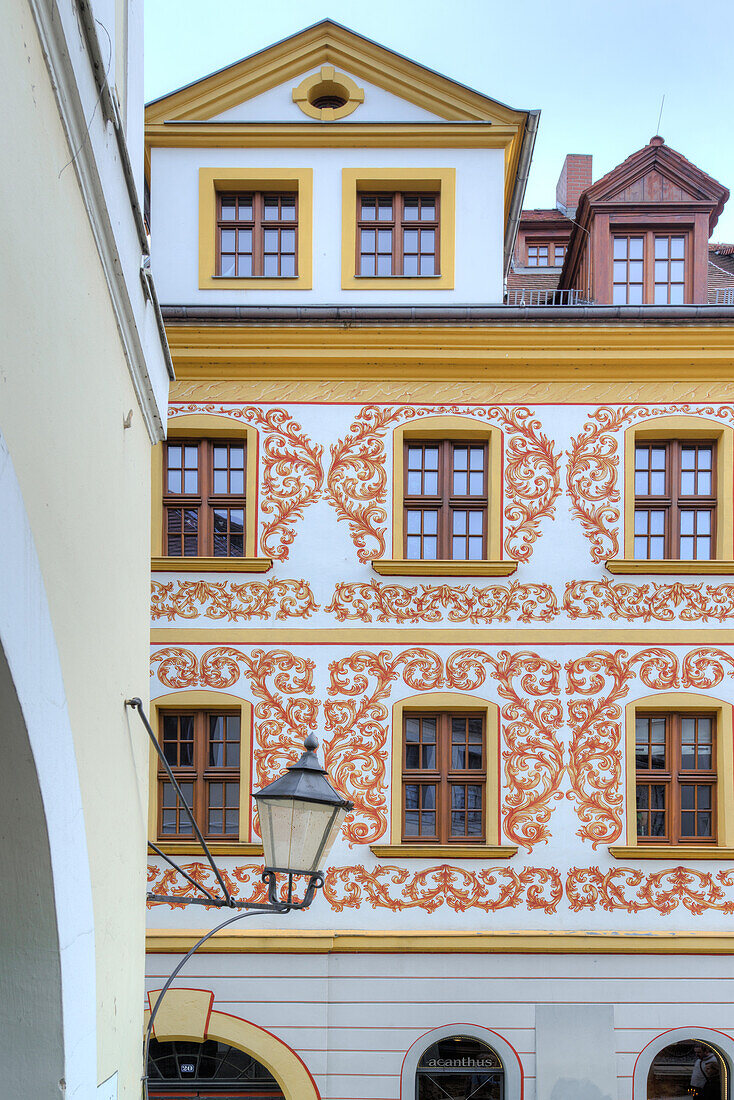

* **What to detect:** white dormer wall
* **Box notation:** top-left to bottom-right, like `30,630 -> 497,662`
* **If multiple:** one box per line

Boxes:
149,70 -> 506,306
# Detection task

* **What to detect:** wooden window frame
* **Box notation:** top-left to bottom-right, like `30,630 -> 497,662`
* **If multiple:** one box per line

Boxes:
157,710 -> 242,842
163,438 -> 247,559
633,438 -> 717,561
611,229 -> 691,304
525,239 -> 566,267
402,438 -> 488,561
401,710 -> 486,845
215,191 -> 298,278
341,168 -> 455,291
635,711 -> 717,846
356,191 -> 440,278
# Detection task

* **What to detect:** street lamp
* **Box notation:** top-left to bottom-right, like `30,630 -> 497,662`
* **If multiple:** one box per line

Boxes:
125,698 -> 355,1100
126,698 -> 352,912
254,730 -> 353,910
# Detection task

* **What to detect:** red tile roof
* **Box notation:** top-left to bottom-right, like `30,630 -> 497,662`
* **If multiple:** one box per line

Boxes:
519,208 -> 571,224
506,270 -> 562,291
710,243 -> 734,256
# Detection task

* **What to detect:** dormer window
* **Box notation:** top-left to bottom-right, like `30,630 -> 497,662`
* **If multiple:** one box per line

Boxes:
612,233 -> 687,304
217,192 -> 298,277
527,241 -> 565,267
357,192 -> 439,277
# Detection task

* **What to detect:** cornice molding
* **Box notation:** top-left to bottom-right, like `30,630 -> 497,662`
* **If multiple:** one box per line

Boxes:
162,322 -> 734,381
146,928 -> 734,955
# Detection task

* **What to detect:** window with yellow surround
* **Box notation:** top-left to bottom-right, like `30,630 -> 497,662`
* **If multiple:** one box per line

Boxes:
151,414 -> 270,574
149,692 -> 262,857
199,167 -> 312,291
342,168 -> 455,290
371,417 -> 515,577
609,693 -> 734,859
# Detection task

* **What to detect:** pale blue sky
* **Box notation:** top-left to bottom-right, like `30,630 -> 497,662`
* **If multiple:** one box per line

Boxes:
145,0 -> 734,240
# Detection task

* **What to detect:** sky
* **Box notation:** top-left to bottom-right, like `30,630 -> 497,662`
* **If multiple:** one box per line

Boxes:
145,0 -> 734,240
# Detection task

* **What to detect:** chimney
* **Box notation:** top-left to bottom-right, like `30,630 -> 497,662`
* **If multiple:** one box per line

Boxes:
556,154 -> 593,218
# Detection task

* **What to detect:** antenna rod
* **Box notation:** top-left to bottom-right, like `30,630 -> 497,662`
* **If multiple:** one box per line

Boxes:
656,94 -> 665,136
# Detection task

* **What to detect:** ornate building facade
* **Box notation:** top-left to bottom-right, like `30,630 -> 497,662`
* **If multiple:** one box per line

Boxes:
145,21 -> 734,1100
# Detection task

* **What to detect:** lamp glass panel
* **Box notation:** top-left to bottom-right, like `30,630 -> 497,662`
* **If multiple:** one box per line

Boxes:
256,797 -> 347,873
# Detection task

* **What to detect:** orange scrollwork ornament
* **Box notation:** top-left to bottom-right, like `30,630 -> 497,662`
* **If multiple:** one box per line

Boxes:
146,861 -> 564,913
564,578 -> 734,623
566,403 -> 734,563
565,647 -> 680,847
444,649 -> 564,851
324,648 -> 444,846
151,578 -> 319,622
326,580 -> 559,624
169,403 -> 324,561
566,865 -> 734,915
325,404 -> 560,563
150,646 -> 318,836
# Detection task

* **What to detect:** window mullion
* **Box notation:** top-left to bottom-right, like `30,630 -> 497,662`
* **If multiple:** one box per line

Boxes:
394,193 -> 403,276
254,193 -> 263,276
439,713 -> 449,843
670,715 -> 681,844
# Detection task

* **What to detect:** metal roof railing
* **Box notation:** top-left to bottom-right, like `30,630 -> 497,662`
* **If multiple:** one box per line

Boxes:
712,287 -> 734,305
505,288 -> 592,306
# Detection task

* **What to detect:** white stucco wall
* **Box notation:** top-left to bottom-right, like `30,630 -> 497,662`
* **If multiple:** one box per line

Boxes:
209,72 -> 447,122
145,951 -> 734,1100
150,145 -> 506,305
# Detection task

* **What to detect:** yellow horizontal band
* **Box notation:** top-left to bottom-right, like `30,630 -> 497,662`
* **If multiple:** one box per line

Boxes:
370,844 -> 518,859
146,929 -> 734,955
151,557 -> 273,573
152,842 -> 264,857
146,122 -> 511,150
609,846 -> 734,860
371,559 -> 518,577
606,559 -> 734,575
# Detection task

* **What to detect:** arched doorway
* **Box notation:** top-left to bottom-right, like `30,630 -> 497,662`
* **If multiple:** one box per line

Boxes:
416,1034 -> 504,1099
148,1037 -> 284,1096
648,1039 -> 727,1100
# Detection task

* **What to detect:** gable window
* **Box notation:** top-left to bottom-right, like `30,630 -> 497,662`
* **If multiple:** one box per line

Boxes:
613,233 -> 687,304
527,243 -> 548,266
404,440 -> 487,560
402,711 -> 486,843
158,711 -> 241,841
527,241 -> 565,267
357,192 -> 439,277
164,439 -> 245,557
217,192 -> 297,277
634,440 -> 715,560
636,712 -> 716,845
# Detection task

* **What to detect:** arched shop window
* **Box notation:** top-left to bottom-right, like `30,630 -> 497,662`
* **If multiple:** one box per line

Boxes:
147,1037 -> 284,1095
648,1040 -> 727,1100
417,1034 -> 504,1099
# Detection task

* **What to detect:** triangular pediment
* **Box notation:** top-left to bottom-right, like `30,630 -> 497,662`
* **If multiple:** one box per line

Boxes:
583,140 -> 728,209
145,19 -> 527,126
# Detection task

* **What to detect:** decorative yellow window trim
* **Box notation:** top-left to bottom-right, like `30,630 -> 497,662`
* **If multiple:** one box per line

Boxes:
372,691 -> 517,858
152,413 -> 270,571
607,414 -> 734,573
292,65 -> 364,120
609,691 -> 734,860
341,166 -> 455,290
148,690 -> 263,857
372,415 -> 511,577
145,991 -> 318,1100
198,166 -> 313,290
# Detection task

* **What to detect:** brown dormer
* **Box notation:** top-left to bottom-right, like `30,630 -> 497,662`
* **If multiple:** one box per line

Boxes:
560,136 -> 729,304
